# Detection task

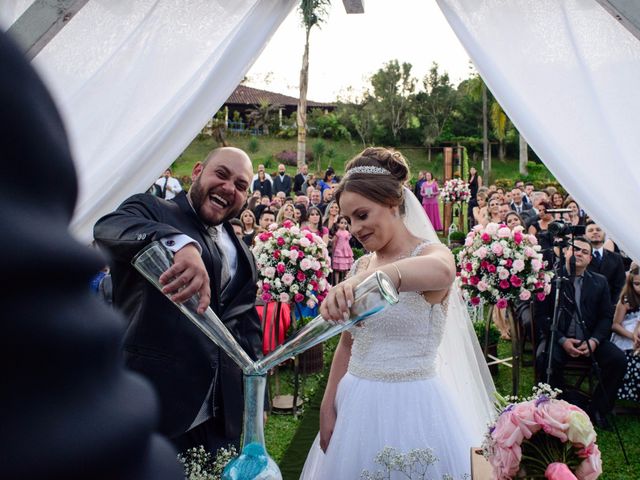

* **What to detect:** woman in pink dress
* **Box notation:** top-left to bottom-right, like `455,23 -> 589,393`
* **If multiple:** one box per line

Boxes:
420,172 -> 442,231
330,215 -> 353,284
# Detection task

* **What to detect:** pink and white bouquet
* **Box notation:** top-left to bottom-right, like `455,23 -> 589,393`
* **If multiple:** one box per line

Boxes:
457,223 -> 552,308
440,178 -> 471,203
484,385 -> 602,480
252,220 -> 331,308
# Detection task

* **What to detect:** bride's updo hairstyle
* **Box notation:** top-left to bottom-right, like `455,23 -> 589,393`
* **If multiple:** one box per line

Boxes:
334,147 -> 410,215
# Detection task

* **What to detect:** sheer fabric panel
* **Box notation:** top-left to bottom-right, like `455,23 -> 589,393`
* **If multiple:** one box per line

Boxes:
437,0 -> 640,262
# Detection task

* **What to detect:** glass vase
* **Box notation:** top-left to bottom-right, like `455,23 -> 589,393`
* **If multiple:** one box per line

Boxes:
254,270 -> 399,374
222,374 -> 281,480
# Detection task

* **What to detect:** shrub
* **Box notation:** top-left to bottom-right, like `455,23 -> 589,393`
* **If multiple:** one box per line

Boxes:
274,150 -> 313,167
247,136 -> 259,153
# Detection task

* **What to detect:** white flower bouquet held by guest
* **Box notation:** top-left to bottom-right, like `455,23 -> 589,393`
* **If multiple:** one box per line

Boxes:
300,147 -> 494,480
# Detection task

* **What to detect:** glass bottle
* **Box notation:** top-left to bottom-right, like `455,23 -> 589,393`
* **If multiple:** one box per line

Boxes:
222,374 -> 281,480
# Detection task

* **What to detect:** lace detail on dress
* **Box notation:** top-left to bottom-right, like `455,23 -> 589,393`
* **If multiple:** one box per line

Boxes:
348,239 -> 449,382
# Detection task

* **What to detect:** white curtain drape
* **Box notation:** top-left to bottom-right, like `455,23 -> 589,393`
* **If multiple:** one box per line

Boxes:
1,0 -> 296,242
437,0 -> 640,263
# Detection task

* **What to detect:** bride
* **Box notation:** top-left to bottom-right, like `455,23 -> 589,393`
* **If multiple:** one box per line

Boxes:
300,148 -> 495,479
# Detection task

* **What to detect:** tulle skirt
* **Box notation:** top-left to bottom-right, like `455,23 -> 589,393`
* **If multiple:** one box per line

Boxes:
300,372 -> 474,479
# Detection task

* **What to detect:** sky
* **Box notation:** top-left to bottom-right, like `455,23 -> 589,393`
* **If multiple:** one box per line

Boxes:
245,0 -> 475,103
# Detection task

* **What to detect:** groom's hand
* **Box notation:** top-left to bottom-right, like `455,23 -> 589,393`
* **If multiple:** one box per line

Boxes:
160,244 -> 211,314
319,404 -> 337,452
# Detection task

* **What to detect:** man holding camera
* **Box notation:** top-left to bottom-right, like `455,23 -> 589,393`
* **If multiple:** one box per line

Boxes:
535,237 -> 627,429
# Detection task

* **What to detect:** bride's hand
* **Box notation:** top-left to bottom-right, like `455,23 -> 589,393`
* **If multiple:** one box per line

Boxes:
319,403 -> 337,452
319,277 -> 357,323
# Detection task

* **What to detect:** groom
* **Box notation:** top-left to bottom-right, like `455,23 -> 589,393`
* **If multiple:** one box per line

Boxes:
94,147 -> 263,452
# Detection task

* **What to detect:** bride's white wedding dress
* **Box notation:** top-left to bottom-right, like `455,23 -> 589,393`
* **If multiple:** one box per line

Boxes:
300,243 -> 480,479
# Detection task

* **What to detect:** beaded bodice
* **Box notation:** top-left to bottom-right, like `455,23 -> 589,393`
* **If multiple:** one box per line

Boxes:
347,242 -> 448,382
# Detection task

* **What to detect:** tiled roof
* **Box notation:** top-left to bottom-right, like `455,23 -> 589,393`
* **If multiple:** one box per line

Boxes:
225,85 -> 334,108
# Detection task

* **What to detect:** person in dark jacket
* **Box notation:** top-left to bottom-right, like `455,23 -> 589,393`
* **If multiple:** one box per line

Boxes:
535,237 -> 627,429
95,147 -> 263,453
585,221 -> 625,307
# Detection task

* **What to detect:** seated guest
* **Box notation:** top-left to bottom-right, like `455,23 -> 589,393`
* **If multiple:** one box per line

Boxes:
229,218 -> 244,238
535,237 -> 627,429
498,202 -> 511,224
309,189 -> 325,214
521,192 -> 548,229
302,206 -> 329,245
611,265 -> 640,402
276,203 -> 296,225
239,209 -> 257,247
295,194 -> 309,209
510,187 -> 532,214
585,221 -> 625,306
527,201 -> 553,237
562,198 -> 586,226
485,196 -> 502,225
293,204 -> 307,225
257,208 -> 277,233
505,211 -> 525,230
247,190 -> 261,212
472,191 -> 488,227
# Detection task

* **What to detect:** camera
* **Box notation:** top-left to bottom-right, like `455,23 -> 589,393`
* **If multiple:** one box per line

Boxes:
547,219 -> 585,238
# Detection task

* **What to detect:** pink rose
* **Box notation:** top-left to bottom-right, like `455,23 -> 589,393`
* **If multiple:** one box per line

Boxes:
465,236 -> 474,247
505,259 -> 513,267
519,289 -> 532,301
296,271 -> 306,282
277,237 -> 285,246
537,292 -> 546,301
258,232 -> 270,242
461,276 -> 468,284
512,259 -> 525,273
470,276 -> 480,286
475,246 -> 488,259
534,400 -> 571,442
575,444 -> 602,480
283,219 -> 293,228
492,243 -> 504,256
499,279 -> 510,289
273,249 -> 281,259
481,233 -> 491,243
471,296 -> 481,306
524,247 -> 536,258
545,463 -> 578,480
498,227 -> 511,238
310,280 -> 319,290
279,292 -> 290,303
513,231 -> 523,244
473,224 -> 484,233
488,444 -> 521,479
305,233 -> 314,241
512,401 -> 542,439
276,262 -> 286,274
262,282 -> 271,291
315,269 -> 324,278
480,260 -> 489,270
465,262 -> 473,272
496,298 -> 508,309
294,293 -> 305,303
487,264 -> 497,273
261,292 -> 272,302
477,281 -> 489,292
531,259 -> 542,272
300,258 -> 312,271
298,250 -> 305,259
498,268 -> 510,280
528,234 -> 538,245
510,275 -> 523,287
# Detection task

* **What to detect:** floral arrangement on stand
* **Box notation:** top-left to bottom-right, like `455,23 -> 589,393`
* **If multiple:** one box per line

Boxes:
483,384 -> 602,480
440,178 -> 471,204
457,223 -> 553,309
252,219 -> 332,309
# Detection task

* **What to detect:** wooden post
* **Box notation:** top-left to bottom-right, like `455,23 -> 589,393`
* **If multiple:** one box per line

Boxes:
443,147 -> 453,233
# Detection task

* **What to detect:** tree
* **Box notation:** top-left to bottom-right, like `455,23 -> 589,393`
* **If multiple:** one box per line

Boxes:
490,100 -> 509,161
370,59 -> 416,143
415,62 -> 456,161
336,88 -> 376,147
465,75 -> 490,181
296,0 -> 330,169
245,100 -> 280,135
518,133 -> 529,176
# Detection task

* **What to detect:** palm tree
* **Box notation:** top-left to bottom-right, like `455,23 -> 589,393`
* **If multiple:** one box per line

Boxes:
466,75 -> 490,182
490,101 -> 508,161
296,0 -> 330,169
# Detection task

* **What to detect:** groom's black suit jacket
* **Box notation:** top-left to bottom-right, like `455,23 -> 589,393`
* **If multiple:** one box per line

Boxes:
94,193 -> 262,440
